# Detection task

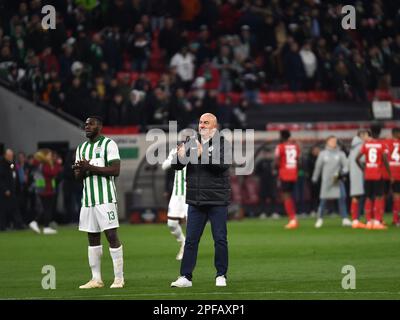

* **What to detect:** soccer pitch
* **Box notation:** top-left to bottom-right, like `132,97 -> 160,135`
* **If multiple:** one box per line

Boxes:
1,216 -> 400,300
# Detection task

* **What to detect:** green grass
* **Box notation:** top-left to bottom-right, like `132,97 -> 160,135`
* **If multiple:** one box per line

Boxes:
1,216 -> 400,300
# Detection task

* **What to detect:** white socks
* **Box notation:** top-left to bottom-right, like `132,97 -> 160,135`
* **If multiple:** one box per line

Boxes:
109,245 -> 124,280
168,219 -> 185,243
88,245 -> 124,281
88,245 -> 103,281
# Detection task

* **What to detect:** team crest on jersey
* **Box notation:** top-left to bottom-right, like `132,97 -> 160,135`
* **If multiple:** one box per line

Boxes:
208,146 -> 214,156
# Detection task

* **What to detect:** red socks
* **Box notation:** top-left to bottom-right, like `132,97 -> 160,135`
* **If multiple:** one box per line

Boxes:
393,197 -> 400,224
373,198 -> 385,222
284,198 -> 296,221
351,199 -> 359,220
365,198 -> 372,221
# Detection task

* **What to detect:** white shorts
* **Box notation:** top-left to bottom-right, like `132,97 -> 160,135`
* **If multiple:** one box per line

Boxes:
168,196 -> 188,219
79,203 -> 120,233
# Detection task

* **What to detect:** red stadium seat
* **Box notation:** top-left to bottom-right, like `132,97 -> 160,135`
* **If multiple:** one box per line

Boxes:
307,91 -> 323,102
230,92 -> 241,104
146,71 -> 161,87
319,91 -> 331,102
374,90 -> 392,101
280,91 -> 296,103
295,91 -> 308,103
116,71 -> 131,83
217,93 -> 225,104
130,72 -> 139,82
264,92 -> 283,104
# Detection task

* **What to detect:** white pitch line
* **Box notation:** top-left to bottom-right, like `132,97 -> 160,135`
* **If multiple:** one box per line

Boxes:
3,290 -> 400,300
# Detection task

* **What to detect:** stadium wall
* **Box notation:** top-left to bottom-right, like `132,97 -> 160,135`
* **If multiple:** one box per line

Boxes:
0,85 -> 83,154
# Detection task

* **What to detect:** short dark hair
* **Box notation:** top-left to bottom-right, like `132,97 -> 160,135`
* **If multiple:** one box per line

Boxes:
370,123 -> 382,138
88,115 -> 103,124
280,130 -> 291,141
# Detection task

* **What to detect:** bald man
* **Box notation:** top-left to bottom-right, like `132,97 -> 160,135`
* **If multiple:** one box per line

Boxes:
0,149 -> 25,231
170,113 -> 232,288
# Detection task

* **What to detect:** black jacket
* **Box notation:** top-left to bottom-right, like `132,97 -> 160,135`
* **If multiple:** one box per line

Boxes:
0,158 -> 18,197
171,132 -> 231,206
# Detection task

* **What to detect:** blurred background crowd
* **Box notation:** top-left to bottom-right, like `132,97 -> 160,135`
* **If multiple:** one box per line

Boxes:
1,0 -> 400,130
0,147 -> 81,232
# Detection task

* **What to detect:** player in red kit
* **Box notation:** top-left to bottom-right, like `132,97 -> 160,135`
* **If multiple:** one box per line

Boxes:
379,132 -> 392,224
274,130 -> 300,229
386,128 -> 400,226
356,125 -> 392,230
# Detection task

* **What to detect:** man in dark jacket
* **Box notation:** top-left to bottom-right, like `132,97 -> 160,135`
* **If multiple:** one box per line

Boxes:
0,149 -> 25,230
170,113 -> 231,288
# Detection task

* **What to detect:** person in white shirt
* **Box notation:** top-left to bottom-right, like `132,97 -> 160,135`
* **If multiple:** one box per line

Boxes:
170,46 -> 195,90
299,42 -> 317,90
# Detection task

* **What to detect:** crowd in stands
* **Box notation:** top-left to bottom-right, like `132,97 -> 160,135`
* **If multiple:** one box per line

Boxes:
1,0 -> 400,129
0,147 -> 81,232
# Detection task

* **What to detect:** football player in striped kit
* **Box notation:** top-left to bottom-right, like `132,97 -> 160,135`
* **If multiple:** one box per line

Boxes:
162,146 -> 187,260
73,116 -> 124,289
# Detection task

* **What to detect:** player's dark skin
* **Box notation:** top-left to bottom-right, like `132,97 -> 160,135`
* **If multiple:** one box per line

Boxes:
355,135 -> 393,204
73,117 -> 121,248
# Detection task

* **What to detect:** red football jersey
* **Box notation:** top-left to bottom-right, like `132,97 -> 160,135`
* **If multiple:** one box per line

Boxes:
380,138 -> 391,180
275,142 -> 300,181
359,139 -> 389,180
386,138 -> 400,181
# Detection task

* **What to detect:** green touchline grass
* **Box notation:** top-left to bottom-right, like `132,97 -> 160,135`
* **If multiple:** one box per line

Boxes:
0,216 -> 399,300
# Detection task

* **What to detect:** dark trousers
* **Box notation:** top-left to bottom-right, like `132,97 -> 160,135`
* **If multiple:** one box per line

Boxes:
18,189 -> 29,224
36,195 -> 55,227
0,195 -> 24,230
180,205 -> 228,280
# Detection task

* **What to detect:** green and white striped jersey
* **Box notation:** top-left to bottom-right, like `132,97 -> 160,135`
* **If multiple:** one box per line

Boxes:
75,136 -> 120,207
162,148 -> 186,197
172,166 -> 186,197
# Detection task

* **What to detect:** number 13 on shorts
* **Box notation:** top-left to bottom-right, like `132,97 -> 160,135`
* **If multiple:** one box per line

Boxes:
107,211 -> 116,221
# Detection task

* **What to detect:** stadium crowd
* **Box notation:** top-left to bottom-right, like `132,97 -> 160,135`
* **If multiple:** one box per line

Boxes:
1,0 -> 400,129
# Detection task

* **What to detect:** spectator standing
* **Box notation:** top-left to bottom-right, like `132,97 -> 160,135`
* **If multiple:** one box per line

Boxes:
389,49 -> 400,99
283,41 -> 305,92
170,46 -> 195,91
212,45 -> 234,93
49,79 -> 66,112
28,149 -> 62,235
0,149 -> 26,231
15,152 -> 30,224
349,52 -> 369,102
240,59 -> 263,104
128,23 -> 150,72
159,17 -> 183,63
299,41 -> 317,90
180,0 -> 201,31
